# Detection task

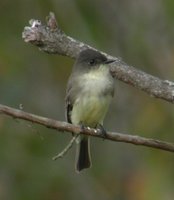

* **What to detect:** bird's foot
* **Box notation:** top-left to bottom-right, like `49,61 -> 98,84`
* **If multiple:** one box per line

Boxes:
97,124 -> 107,138
79,123 -> 91,132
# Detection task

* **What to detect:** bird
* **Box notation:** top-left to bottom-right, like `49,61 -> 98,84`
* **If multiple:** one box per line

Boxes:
65,48 -> 115,172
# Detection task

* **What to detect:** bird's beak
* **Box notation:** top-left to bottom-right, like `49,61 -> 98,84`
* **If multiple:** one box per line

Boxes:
104,59 -> 116,64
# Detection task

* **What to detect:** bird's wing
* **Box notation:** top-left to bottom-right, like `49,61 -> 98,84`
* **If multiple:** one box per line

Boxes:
65,94 -> 73,124
65,75 -> 77,124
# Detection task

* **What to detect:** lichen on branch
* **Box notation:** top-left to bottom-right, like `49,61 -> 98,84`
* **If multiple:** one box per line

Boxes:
22,12 -> 174,103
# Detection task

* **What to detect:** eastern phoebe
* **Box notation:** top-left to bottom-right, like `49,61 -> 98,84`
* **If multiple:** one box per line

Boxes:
65,49 -> 115,172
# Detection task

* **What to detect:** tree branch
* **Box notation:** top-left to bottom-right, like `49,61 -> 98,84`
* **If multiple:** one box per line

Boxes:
0,103 -> 174,153
22,12 -> 174,103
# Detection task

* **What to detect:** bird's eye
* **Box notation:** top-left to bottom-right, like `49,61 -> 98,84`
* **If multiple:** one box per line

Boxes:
89,59 -> 95,65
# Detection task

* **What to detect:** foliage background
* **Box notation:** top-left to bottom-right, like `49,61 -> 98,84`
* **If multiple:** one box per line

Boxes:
0,0 -> 174,199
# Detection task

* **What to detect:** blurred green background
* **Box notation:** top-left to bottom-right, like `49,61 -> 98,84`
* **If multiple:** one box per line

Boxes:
0,0 -> 174,199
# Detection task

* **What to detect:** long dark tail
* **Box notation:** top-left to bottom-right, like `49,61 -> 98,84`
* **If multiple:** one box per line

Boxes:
76,136 -> 91,172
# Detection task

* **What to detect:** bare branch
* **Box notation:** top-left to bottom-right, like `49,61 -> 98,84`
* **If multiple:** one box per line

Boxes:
0,104 -> 174,153
22,12 -> 174,103
52,134 -> 79,160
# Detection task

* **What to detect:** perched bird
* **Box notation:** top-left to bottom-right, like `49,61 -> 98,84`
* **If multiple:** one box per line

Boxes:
65,49 -> 115,172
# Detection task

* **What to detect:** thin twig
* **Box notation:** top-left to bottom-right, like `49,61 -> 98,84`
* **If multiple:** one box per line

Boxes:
52,134 -> 79,160
0,104 -> 174,153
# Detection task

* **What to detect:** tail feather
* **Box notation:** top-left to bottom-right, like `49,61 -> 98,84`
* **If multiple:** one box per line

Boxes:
76,136 -> 91,172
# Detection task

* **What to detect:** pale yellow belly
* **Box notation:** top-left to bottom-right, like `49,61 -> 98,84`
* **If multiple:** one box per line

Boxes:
71,95 -> 111,128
